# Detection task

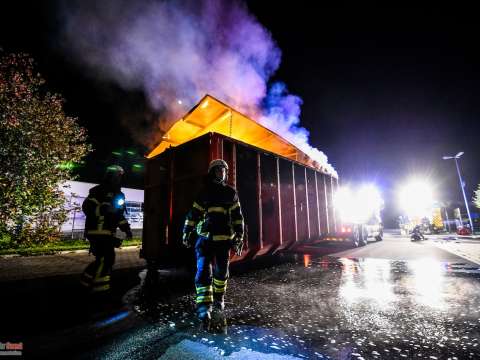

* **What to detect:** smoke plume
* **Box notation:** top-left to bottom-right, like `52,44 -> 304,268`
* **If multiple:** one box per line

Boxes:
58,0 -> 336,176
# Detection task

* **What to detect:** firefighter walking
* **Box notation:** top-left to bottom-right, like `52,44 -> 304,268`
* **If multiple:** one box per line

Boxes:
80,165 -> 133,293
182,159 -> 244,326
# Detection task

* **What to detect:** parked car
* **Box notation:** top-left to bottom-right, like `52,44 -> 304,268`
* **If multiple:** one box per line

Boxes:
456,227 -> 472,236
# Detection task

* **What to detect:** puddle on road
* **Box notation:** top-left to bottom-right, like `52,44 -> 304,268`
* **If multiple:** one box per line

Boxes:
127,256 -> 480,359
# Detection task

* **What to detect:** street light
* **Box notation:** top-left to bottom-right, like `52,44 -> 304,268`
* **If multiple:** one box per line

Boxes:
398,179 -> 435,219
442,152 -> 474,231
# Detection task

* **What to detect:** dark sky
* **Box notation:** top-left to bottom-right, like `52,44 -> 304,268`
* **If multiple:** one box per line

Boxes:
1,1 -> 479,224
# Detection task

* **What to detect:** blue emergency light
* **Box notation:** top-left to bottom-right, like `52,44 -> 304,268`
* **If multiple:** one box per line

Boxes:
113,196 -> 125,208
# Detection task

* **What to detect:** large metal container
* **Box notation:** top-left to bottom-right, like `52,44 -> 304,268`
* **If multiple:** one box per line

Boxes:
142,132 -> 338,268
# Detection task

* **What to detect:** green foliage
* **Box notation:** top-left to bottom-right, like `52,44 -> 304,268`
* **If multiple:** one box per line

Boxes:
0,53 -> 91,245
474,184 -> 480,209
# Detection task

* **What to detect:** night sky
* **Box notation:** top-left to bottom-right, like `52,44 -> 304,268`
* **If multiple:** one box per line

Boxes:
1,1 -> 479,226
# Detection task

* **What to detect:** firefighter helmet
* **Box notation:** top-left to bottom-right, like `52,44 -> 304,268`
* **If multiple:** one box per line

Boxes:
208,159 -> 229,173
104,165 -> 125,187
105,165 -> 125,175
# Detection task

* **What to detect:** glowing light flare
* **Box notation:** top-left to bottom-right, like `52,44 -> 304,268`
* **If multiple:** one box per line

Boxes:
56,161 -> 78,170
398,179 -> 435,218
334,187 -> 357,223
357,184 -> 384,220
95,310 -> 130,328
339,258 -> 395,309
303,254 -> 311,268
409,259 -> 447,309
334,184 -> 383,224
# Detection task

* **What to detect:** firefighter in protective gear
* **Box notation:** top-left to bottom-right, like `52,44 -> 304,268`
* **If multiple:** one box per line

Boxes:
80,165 -> 133,293
183,159 -> 244,322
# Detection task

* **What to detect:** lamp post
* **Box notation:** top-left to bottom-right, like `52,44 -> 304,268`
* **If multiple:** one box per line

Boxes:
442,152 -> 474,231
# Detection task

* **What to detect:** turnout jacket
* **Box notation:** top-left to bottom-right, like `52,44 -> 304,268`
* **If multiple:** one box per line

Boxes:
82,184 -> 131,237
184,181 -> 244,241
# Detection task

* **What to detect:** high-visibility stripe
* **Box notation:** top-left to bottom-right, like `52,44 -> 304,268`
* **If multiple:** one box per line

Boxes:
193,202 -> 205,212
232,220 -> 244,225
90,258 -> 110,292
213,278 -> 227,293
229,202 -> 240,211
213,278 -> 227,286
196,292 -> 213,298
185,220 -> 196,227
196,285 -> 212,293
92,284 -> 110,292
212,234 -> 234,241
86,229 -> 113,235
119,219 -> 128,225
196,295 -> 213,303
95,205 -> 101,217
93,275 -> 111,283
208,207 -> 227,214
95,257 -> 104,281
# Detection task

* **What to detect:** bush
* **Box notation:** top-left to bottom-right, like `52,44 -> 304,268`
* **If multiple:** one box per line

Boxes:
0,52 -> 91,246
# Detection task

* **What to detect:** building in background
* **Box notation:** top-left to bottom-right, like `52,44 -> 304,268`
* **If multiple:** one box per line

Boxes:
60,181 -> 144,239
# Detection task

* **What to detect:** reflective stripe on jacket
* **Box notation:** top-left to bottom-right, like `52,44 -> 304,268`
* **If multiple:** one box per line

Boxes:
82,184 -> 130,237
184,181 -> 244,241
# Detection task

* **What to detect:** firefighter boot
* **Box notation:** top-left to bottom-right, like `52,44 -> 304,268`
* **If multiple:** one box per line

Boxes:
210,293 -> 227,333
197,304 -> 212,330
210,307 -> 227,334
212,277 -> 227,311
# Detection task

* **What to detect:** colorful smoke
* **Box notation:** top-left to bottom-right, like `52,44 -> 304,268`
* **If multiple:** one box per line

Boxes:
58,0 -> 336,176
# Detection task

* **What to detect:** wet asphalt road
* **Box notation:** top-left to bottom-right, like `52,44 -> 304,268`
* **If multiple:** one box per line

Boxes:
71,233 -> 480,360
3,233 -> 480,359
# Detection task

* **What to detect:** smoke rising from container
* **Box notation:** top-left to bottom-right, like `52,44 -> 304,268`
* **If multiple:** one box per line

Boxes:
58,0 -> 336,175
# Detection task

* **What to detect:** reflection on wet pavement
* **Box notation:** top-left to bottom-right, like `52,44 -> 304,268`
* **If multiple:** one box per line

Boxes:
128,256 -> 480,359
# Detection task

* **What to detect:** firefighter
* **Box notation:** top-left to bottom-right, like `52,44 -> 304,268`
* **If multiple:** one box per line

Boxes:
80,165 -> 133,293
182,159 -> 244,324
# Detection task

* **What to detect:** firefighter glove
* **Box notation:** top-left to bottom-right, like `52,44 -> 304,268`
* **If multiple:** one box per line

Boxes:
182,232 -> 195,248
233,235 -> 244,256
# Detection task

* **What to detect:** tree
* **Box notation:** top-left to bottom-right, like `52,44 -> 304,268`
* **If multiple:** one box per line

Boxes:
0,53 -> 91,245
474,184 -> 480,209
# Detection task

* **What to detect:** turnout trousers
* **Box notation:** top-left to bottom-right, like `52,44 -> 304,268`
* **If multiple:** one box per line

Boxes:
80,235 -> 116,292
195,236 -> 231,311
